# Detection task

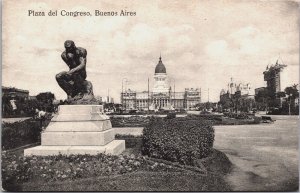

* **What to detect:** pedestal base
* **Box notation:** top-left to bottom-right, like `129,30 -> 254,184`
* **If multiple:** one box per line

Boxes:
24,105 -> 125,156
24,140 -> 125,156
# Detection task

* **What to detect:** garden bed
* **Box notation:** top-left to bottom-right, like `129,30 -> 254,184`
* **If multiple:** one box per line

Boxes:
110,116 -> 150,127
1,115 -> 235,191
1,147 -> 232,191
110,114 -> 261,128
20,170 -> 231,191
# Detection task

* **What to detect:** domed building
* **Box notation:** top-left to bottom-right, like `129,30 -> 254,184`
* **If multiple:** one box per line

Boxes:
153,56 -> 169,93
155,56 -> 166,73
121,55 -> 201,111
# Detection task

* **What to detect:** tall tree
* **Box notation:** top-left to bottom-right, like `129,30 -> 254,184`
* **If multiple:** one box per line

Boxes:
285,84 -> 299,100
284,84 -> 299,115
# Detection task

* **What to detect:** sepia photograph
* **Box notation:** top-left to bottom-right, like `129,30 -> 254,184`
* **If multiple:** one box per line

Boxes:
1,0 -> 299,191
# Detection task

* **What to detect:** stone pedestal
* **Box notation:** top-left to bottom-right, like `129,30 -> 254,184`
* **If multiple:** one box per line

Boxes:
24,105 -> 125,156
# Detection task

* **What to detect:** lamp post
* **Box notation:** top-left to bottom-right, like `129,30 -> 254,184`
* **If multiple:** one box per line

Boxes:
169,78 -> 175,109
148,77 -> 150,112
122,78 -> 127,112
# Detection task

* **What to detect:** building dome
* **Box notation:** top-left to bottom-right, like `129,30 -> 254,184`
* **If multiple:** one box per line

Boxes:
155,56 -> 166,73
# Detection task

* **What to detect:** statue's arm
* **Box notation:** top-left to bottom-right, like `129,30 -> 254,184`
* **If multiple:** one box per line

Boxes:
61,52 -> 68,64
67,49 -> 87,74
69,57 -> 86,74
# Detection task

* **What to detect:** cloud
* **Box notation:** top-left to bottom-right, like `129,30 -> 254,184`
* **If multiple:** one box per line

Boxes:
2,0 -> 299,102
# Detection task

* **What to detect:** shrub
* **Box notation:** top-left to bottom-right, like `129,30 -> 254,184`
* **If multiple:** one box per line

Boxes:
2,118 -> 51,150
223,112 -> 252,119
142,117 -> 214,165
187,114 -> 222,122
166,112 -> 176,119
110,116 -> 150,127
115,134 -> 142,148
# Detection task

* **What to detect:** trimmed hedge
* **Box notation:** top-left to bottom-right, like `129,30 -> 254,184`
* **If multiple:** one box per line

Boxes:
142,117 -> 214,165
185,114 -> 222,123
110,116 -> 150,127
2,118 -> 51,150
185,114 -> 261,125
166,112 -> 176,119
223,112 -> 252,119
115,134 -> 142,148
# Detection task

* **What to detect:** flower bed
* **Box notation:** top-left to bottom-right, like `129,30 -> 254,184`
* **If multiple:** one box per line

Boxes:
110,113 -> 261,128
223,112 -> 252,119
1,151 -> 179,191
184,114 -> 261,125
220,116 -> 261,125
185,114 -> 222,124
142,117 -> 215,165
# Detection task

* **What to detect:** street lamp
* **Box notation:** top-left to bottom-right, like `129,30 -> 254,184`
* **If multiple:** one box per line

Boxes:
122,78 -> 128,112
169,78 -> 175,109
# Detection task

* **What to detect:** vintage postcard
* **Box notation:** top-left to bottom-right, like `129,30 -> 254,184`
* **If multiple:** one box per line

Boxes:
2,0 -> 299,191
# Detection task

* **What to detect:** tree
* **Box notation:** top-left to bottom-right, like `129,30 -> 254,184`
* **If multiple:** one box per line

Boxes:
285,84 -> 299,99
255,89 -> 275,111
284,84 -> 299,115
239,98 -> 255,112
36,92 -> 56,112
36,92 -> 55,103
219,93 -> 234,112
194,103 -> 206,111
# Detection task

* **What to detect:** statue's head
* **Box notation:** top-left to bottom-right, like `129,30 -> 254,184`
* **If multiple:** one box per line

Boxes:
64,40 -> 76,53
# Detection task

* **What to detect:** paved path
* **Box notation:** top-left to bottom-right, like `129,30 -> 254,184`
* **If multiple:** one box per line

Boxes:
214,115 -> 299,191
114,127 -> 143,136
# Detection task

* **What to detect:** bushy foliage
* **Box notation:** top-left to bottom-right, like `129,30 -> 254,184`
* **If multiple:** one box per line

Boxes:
223,112 -> 252,119
2,95 -> 56,118
110,116 -> 151,127
142,117 -> 214,165
2,119 -> 41,150
115,134 -> 142,148
188,114 -> 222,122
2,118 -> 51,150
166,112 -> 176,119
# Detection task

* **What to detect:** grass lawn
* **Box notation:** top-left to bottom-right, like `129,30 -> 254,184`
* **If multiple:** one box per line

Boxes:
21,171 -> 231,191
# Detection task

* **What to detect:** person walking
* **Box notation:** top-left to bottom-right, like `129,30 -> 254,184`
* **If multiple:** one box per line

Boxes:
36,108 -> 46,130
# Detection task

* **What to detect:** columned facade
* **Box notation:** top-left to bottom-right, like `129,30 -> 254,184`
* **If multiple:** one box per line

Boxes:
121,56 -> 201,111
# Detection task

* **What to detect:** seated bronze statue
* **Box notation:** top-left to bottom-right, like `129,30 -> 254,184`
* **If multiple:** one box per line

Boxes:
56,40 -> 95,104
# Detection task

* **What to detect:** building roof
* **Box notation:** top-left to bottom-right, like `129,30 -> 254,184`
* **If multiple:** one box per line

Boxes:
155,56 -> 166,74
2,86 -> 29,93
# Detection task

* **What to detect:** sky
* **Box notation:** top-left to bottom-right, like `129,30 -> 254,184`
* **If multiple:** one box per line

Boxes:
2,0 -> 299,102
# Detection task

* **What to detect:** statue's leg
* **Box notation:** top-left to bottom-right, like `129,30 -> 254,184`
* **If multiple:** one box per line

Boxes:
72,73 -> 86,94
84,81 -> 94,95
55,71 -> 73,96
81,80 -> 94,101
